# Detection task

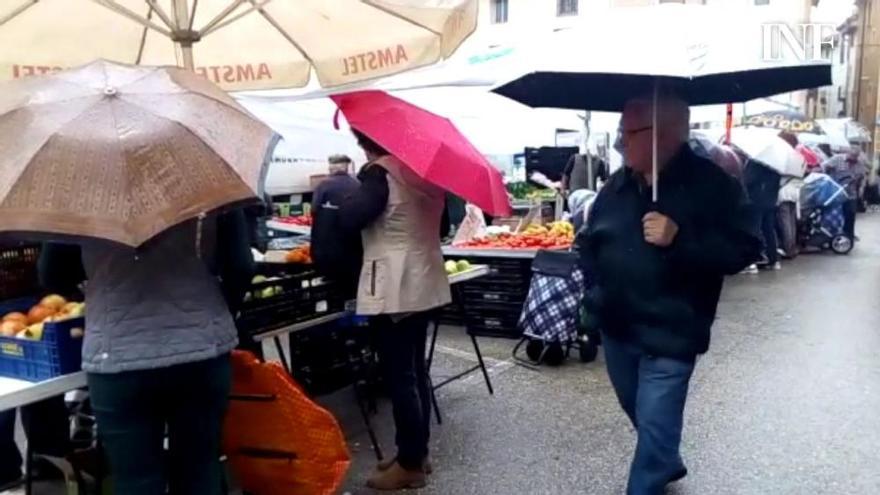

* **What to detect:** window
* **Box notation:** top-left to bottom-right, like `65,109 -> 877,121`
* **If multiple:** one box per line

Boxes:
491,0 -> 508,24
558,0 -> 578,16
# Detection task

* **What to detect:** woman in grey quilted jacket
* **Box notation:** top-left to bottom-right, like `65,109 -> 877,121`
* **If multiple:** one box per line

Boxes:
39,209 -> 253,495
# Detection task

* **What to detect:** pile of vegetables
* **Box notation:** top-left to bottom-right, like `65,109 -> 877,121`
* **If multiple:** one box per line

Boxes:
455,222 -> 575,250
506,182 -> 558,201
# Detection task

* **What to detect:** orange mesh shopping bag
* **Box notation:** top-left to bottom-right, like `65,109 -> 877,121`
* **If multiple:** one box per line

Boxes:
223,350 -> 351,495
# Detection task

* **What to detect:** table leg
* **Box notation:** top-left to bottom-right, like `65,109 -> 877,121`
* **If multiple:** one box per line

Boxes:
24,440 -> 32,495
273,336 -> 291,375
470,335 -> 494,395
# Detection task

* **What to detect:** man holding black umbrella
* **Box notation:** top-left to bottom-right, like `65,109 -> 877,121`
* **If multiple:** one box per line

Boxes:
578,93 -> 760,494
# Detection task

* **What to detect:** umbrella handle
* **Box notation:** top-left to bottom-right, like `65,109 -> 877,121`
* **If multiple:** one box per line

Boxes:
333,108 -> 341,130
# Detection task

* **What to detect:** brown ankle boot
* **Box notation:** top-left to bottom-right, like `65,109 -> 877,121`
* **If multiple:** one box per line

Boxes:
366,462 -> 427,490
377,456 -> 433,474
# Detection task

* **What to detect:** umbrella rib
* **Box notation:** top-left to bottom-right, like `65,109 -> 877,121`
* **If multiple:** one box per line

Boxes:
361,0 -> 442,36
248,2 -> 315,66
135,6 -> 155,65
91,0 -> 172,36
200,0 -> 270,37
188,0 -> 198,31
0,0 -> 37,28
199,0 -> 247,35
143,0 -> 176,30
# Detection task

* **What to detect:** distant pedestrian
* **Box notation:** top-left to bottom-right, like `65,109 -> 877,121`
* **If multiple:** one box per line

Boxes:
311,154 -> 362,297
562,152 -> 608,193
578,93 -> 760,495
313,154 -> 360,210
743,159 -> 783,269
821,150 -> 864,239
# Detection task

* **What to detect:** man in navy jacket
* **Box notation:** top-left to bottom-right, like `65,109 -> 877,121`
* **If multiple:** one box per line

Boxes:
578,94 -> 760,495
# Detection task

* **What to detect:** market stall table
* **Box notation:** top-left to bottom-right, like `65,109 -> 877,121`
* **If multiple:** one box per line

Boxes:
248,266 -> 494,432
442,246 -> 546,259
0,372 -> 87,412
0,372 -> 91,495
265,219 -> 311,236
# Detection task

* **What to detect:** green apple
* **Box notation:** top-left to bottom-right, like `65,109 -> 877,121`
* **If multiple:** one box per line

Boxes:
252,275 -> 267,284
456,260 -> 471,272
444,260 -> 458,274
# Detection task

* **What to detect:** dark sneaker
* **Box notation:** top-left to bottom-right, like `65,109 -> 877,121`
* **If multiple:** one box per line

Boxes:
669,467 -> 688,484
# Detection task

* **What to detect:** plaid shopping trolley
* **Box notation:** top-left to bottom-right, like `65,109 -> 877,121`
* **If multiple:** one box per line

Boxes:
513,249 -> 598,366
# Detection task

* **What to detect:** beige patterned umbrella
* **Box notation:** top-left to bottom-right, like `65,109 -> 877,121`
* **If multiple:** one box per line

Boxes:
0,60 -> 277,246
0,0 -> 477,91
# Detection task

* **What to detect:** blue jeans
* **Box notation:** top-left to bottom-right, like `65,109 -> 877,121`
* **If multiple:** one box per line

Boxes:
602,333 -> 696,495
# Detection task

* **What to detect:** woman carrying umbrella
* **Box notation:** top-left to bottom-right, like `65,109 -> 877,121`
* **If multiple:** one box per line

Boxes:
339,130 -> 451,490
1,62 -> 275,495
331,90 -> 510,490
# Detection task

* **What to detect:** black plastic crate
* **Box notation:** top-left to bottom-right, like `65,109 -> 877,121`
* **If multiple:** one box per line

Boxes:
0,244 -> 40,301
462,287 -> 526,304
462,301 -> 523,338
235,267 -> 345,337
288,321 -> 375,396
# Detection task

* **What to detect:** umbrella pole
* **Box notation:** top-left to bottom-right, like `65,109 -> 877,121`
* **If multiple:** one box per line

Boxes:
652,82 -> 659,203
584,110 -> 594,190
172,0 -> 196,70
180,43 -> 195,70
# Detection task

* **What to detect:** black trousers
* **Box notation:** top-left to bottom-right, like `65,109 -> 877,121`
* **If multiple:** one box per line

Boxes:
374,313 -> 431,470
0,397 -> 70,484
88,355 -> 231,495
843,199 -> 857,238
760,206 -> 779,264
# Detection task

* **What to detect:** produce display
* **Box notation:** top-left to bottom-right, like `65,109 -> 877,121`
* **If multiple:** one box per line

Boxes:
274,215 -> 312,226
444,259 -> 473,275
0,295 -> 86,341
284,244 -> 313,264
244,275 -> 284,301
454,221 -> 575,250
507,182 -> 558,201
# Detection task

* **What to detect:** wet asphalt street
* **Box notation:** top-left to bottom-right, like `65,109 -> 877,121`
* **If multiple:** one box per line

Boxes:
332,212 -> 880,495
9,213 -> 879,495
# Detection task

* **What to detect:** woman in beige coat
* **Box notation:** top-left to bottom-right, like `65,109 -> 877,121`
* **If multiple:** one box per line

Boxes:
340,130 -> 451,490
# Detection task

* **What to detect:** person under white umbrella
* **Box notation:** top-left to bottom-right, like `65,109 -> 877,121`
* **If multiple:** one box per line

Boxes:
579,91 -> 761,494
491,5 -> 830,492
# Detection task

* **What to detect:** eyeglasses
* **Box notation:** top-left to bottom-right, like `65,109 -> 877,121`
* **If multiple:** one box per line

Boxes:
618,125 -> 653,147
622,126 -> 652,137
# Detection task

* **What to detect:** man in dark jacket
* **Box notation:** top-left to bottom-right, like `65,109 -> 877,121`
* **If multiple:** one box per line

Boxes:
578,94 -> 760,495
313,154 -> 360,210
311,154 -> 362,297
743,159 -> 782,269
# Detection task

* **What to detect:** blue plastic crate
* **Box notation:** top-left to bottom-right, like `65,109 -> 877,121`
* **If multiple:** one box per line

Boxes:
0,298 -> 85,382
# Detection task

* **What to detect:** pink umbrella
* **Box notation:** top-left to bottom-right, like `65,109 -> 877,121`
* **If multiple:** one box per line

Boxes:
331,90 -> 512,216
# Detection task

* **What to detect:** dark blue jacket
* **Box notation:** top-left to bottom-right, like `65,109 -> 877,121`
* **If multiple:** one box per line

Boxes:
313,172 -> 360,211
578,144 -> 760,359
